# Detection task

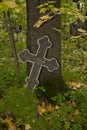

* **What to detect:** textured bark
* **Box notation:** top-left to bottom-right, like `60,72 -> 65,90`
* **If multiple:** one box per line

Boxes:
26,0 -> 62,94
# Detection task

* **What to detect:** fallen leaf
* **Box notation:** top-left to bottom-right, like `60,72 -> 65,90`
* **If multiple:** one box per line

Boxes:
46,104 -> 54,112
38,106 -> 46,115
74,109 -> 81,115
25,124 -> 31,130
67,81 -> 84,90
5,116 -> 13,126
8,124 -> 16,130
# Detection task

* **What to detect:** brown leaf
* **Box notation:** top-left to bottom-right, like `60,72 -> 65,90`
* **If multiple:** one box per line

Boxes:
67,81 -> 84,90
8,124 -> 16,130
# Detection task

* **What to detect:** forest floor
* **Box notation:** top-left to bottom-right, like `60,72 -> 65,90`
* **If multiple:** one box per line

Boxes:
0,36 -> 87,130
62,38 -> 87,89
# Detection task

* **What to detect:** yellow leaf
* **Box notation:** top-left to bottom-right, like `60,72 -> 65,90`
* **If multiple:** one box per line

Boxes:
4,1 -> 20,13
40,14 -> 53,21
74,109 -> 80,115
38,106 -> 46,115
46,104 -> 54,112
25,124 -> 31,130
34,19 -> 44,28
41,102 -> 45,107
76,13 -> 84,20
78,28 -> 86,33
34,14 -> 53,28
4,1 -> 18,9
55,105 -> 60,110
37,3 -> 48,8
8,124 -> 16,130
38,102 -> 46,115
5,116 -> 13,126
67,81 -> 84,90
39,7 -> 48,13
59,7 -> 65,14
48,1 -> 56,4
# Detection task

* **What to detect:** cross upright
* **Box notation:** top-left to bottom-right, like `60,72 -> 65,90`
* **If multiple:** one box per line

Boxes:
19,36 -> 59,89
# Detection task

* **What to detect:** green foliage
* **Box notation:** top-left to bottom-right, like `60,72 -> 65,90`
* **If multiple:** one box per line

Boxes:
0,39 -> 26,89
45,88 -> 87,129
32,87 -> 87,130
0,100 -> 6,115
37,0 -> 58,14
2,87 -> 35,125
51,93 -> 66,105
0,85 -> 87,129
34,0 -> 86,28
0,0 -> 87,129
62,40 -> 87,83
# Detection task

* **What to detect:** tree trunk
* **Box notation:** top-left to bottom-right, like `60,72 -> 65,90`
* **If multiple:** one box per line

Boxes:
4,11 -> 20,73
26,0 -> 62,96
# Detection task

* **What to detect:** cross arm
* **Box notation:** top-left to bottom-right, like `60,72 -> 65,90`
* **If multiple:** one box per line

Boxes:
42,58 -> 59,72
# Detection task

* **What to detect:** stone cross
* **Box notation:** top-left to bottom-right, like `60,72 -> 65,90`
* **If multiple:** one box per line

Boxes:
19,36 -> 59,89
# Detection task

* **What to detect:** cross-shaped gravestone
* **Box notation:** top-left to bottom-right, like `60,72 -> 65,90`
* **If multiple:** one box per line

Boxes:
19,36 -> 59,89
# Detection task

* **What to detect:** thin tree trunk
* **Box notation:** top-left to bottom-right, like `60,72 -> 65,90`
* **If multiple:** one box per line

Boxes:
4,11 -> 20,73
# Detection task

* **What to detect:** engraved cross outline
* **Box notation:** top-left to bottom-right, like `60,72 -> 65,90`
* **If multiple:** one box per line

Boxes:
19,36 -> 59,89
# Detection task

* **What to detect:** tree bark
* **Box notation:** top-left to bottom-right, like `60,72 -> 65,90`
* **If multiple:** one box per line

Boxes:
26,0 -> 62,96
